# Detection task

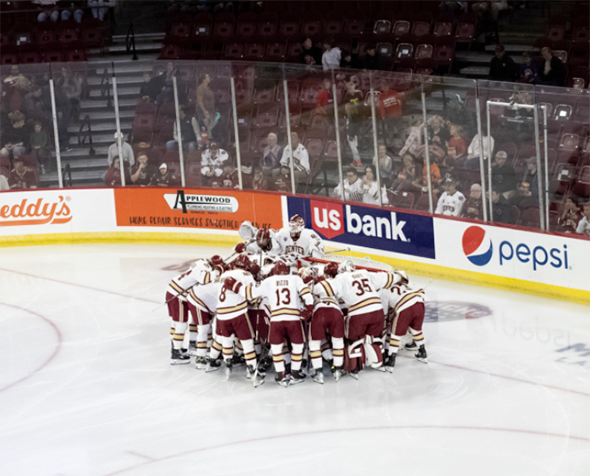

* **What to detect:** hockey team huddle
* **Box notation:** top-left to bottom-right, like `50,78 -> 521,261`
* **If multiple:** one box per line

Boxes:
165,215 -> 427,387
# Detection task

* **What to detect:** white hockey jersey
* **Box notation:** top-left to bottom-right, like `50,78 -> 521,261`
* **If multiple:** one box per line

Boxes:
312,278 -> 340,311
216,269 -> 255,320
388,282 -> 425,316
331,270 -> 395,317
188,281 -> 221,314
244,274 -> 313,322
435,190 -> 466,217
274,228 -> 324,261
166,259 -> 216,299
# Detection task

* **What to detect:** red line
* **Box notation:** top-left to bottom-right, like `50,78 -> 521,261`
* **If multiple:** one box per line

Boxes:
102,425 -> 590,475
0,303 -> 62,393
0,267 -> 160,304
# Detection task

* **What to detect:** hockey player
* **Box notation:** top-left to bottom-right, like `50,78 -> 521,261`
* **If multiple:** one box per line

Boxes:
274,215 -> 324,267
187,276 -> 222,370
328,260 -> 395,377
241,261 -> 314,387
166,256 -> 221,364
384,270 -> 427,370
215,254 -> 258,380
306,264 -> 346,383
233,227 -> 280,256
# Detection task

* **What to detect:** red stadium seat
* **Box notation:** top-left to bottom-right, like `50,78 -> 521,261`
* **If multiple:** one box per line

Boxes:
192,12 -> 214,36
412,11 -> 433,37
257,12 -> 279,37
279,12 -> 301,37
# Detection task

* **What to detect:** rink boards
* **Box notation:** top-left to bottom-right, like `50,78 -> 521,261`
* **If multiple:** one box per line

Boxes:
0,187 -> 588,305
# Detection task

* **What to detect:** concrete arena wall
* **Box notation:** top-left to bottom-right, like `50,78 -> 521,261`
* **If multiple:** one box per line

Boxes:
0,187 -> 588,306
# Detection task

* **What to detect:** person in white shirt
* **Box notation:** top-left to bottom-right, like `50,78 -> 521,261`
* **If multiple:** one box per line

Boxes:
334,167 -> 364,202
322,36 -> 342,71
201,141 -> 229,184
436,177 -> 466,216
361,164 -> 389,205
107,132 -> 134,167
278,132 -> 310,184
463,133 -> 495,169
576,203 -> 590,236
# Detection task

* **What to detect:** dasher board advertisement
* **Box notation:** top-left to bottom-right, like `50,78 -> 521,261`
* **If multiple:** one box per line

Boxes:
0,189 -> 115,236
114,188 -> 283,232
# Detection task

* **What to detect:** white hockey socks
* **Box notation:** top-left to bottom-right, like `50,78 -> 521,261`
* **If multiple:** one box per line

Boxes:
172,320 -> 188,350
291,343 -> 304,371
196,323 -> 210,358
309,340 -> 323,370
332,337 -> 344,368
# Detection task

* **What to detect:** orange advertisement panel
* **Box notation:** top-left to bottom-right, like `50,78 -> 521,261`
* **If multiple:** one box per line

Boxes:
114,188 -> 283,232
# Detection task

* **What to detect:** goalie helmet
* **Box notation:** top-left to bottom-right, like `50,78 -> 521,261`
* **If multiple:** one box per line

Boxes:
232,254 -> 251,270
298,267 -> 316,284
338,259 -> 356,274
270,261 -> 289,276
323,262 -> 339,278
289,214 -> 305,239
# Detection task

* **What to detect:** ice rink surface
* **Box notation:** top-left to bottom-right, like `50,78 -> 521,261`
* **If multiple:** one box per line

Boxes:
0,243 -> 589,476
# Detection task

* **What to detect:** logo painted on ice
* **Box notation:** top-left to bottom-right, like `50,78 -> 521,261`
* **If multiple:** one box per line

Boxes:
462,226 -> 493,266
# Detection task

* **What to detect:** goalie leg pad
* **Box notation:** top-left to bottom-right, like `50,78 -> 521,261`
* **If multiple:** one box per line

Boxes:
364,335 -> 384,368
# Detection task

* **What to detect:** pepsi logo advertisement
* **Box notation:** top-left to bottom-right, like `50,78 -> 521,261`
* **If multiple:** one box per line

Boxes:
287,197 -> 436,259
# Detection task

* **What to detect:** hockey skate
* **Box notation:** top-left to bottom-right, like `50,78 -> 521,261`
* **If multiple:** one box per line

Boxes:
194,356 -> 207,370
275,371 -> 289,387
332,367 -> 344,382
232,354 -> 246,366
259,355 -> 273,372
205,357 -> 221,372
248,365 -> 265,388
171,347 -> 190,365
383,354 -> 396,372
415,345 -> 428,363
289,370 -> 306,386
311,369 -> 324,384
188,341 -> 198,357
223,360 -> 233,381
403,340 -> 418,352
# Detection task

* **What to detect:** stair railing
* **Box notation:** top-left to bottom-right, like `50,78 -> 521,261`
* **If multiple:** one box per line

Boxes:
126,22 -> 138,60
78,114 -> 96,157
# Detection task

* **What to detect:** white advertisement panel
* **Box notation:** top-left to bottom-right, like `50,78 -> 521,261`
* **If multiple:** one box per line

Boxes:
0,189 -> 116,236
434,218 -> 590,292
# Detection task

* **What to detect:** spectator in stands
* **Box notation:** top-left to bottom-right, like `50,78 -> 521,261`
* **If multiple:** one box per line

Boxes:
576,202 -> 590,236
3,65 -> 32,113
108,132 -> 135,167
62,2 -> 85,23
261,132 -> 282,177
558,196 -> 581,233
340,51 -> 360,69
150,162 -> 179,187
56,67 -> 82,122
271,165 -> 292,193
34,0 -> 60,22
472,0 -> 509,21
378,79 -> 404,149
322,37 -> 342,71
517,52 -> 538,84
8,156 -> 37,190
489,44 -> 516,82
461,132 -> 495,169
334,167 -> 364,202
361,44 -> 383,71
278,132 -> 310,185
201,141 -> 229,185
139,70 -> 165,103
30,122 -> 49,174
521,156 -> 539,201
464,183 -> 484,220
373,144 -> 394,187
489,188 -> 512,224
416,116 -> 448,164
538,47 -> 566,87
512,180 -> 537,210
412,158 -> 442,196
218,162 -> 240,189
447,124 -> 468,160
399,115 -> 424,158
90,0 -> 109,21
301,37 -> 323,67
252,167 -> 269,191
440,2 -> 469,15
342,80 -> 364,167
2,111 -> 29,159
23,85 -> 47,124
361,165 -> 388,205
315,78 -> 334,117
0,173 -> 8,191
105,156 -> 131,187
196,73 -> 221,142
435,177 -> 465,216
491,150 -> 517,196
390,153 -> 417,194
130,152 -> 156,186
167,106 -> 199,151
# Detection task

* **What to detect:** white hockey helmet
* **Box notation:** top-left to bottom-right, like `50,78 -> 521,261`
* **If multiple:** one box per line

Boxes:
289,214 -> 305,232
338,259 -> 356,274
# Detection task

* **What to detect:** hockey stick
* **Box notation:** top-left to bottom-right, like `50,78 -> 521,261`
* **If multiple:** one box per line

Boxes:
151,284 -> 195,312
252,310 -> 262,388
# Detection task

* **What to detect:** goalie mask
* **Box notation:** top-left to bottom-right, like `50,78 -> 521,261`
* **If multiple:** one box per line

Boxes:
338,260 -> 356,274
323,262 -> 339,278
289,214 -> 305,240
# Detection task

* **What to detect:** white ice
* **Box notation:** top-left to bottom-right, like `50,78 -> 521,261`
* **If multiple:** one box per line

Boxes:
0,243 -> 588,476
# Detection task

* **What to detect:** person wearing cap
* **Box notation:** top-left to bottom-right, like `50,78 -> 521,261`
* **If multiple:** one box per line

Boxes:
8,156 -> 37,190
491,150 -> 517,196
201,141 -> 229,186
107,132 -> 134,167
435,177 -> 465,217
489,44 -> 516,83
150,162 -> 179,187
464,183 -> 483,220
